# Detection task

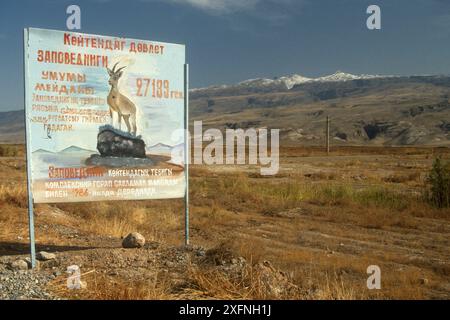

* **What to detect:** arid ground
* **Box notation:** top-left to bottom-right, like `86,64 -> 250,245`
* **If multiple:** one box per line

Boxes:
0,144 -> 449,299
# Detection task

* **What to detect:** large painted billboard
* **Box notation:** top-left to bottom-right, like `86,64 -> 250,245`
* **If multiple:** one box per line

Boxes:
24,28 -> 186,203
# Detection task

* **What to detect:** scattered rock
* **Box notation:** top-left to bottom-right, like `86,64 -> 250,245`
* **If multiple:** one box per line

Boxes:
254,260 -> 298,298
36,251 -> 56,261
0,268 -> 56,300
196,249 -> 206,257
9,259 -> 29,271
204,244 -> 236,266
419,278 -> 429,285
122,232 -> 146,248
24,258 -> 40,270
145,241 -> 160,250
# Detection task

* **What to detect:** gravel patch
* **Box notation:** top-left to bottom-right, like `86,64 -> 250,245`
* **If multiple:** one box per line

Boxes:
0,264 -> 58,300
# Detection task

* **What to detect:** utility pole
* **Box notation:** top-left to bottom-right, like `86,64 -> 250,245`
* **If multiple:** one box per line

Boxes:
326,116 -> 330,155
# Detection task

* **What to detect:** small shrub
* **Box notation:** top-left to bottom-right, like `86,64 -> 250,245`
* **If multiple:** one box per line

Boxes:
0,185 -> 28,207
355,187 -> 409,210
310,184 -> 351,206
426,157 -> 450,208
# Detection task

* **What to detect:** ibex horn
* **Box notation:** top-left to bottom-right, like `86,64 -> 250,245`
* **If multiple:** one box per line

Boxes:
111,62 -> 120,73
115,66 -> 126,73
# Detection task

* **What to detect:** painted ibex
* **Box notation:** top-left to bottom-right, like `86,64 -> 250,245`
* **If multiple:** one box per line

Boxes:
106,62 -> 137,135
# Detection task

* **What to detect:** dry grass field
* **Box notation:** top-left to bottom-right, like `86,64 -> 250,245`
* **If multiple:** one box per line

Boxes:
0,144 -> 449,299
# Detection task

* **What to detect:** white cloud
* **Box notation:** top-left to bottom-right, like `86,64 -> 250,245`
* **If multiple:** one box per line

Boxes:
166,0 -> 259,13
144,0 -> 304,27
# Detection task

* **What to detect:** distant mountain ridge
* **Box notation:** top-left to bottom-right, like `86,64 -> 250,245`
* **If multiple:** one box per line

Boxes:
60,146 -> 96,153
33,146 -> 96,153
33,148 -> 54,154
192,71 -> 388,92
147,142 -> 185,156
2,72 -> 450,146
190,73 -> 450,147
147,143 -> 173,155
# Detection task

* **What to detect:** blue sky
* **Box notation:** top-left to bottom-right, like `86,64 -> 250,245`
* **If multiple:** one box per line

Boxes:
1,0 -> 450,111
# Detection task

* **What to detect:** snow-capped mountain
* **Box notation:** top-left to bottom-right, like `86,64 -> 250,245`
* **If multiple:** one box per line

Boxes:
191,71 -> 388,92
314,71 -> 381,82
278,74 -> 313,89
